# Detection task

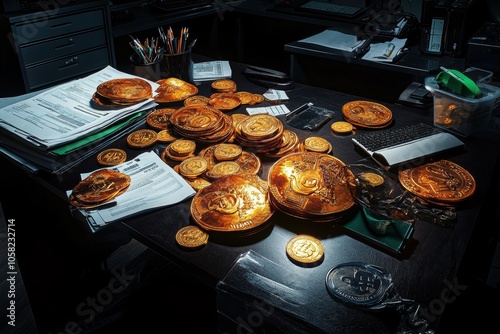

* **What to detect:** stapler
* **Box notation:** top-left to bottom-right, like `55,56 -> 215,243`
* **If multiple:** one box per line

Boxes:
243,65 -> 294,90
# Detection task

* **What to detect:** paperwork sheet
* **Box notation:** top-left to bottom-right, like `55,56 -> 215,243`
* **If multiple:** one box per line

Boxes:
68,151 -> 196,232
0,66 -> 159,149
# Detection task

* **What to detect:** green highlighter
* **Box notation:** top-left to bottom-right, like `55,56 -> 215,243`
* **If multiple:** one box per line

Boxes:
435,66 -> 482,98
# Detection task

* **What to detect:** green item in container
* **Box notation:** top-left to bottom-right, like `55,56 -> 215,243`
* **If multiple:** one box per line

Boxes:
435,66 -> 482,98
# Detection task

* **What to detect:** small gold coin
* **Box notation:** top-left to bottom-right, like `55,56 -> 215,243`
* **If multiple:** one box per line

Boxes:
214,143 -> 243,161
126,129 -> 158,148
249,94 -> 264,105
211,79 -> 236,92
331,121 -> 353,134
303,136 -> 332,154
156,128 -> 178,143
169,139 -> 196,156
184,95 -> 210,107
175,225 -> 209,249
359,172 -> 385,187
179,156 -> 209,178
96,148 -> 127,166
234,91 -> 253,104
286,234 -> 324,265
207,161 -> 240,178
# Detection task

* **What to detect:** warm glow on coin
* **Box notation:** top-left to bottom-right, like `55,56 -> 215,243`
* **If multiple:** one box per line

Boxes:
286,235 -> 324,264
359,172 -> 384,187
331,121 -> 353,134
175,225 -> 209,249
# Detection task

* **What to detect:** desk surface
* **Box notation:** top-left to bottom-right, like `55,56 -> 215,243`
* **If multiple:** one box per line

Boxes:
3,55 -> 498,332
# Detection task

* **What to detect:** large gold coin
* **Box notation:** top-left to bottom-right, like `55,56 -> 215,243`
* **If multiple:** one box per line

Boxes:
96,148 -> 127,166
398,160 -> 476,204
342,101 -> 392,128
175,225 -> 209,249
208,93 -> 241,110
286,234 -> 324,265
96,78 -> 152,102
239,114 -> 281,139
331,121 -> 353,134
190,174 -> 274,232
126,129 -> 158,148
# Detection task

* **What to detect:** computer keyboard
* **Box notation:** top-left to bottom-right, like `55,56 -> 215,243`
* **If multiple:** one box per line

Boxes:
299,0 -> 364,17
352,123 -> 465,168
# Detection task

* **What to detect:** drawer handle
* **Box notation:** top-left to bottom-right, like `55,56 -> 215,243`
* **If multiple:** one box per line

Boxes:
55,38 -> 75,51
50,22 -> 72,29
64,56 -> 79,65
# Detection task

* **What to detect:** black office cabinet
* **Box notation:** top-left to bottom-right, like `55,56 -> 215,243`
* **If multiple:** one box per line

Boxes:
1,0 -> 115,93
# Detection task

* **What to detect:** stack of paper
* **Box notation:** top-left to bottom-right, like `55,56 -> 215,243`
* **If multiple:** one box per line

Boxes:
193,60 -> 232,81
0,66 -> 158,174
68,151 -> 196,232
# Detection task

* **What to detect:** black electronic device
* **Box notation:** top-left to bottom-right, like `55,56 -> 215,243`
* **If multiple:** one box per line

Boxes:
466,22 -> 500,75
419,0 -> 484,57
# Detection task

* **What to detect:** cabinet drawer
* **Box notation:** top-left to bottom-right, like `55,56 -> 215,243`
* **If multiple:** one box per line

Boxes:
26,47 -> 111,89
21,29 -> 107,66
13,10 -> 104,45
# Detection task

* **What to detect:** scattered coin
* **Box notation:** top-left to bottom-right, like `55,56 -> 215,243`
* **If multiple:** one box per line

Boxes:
286,234 -> 324,265
156,128 -> 178,143
126,129 -> 158,148
331,121 -> 353,135
359,172 -> 385,187
175,225 -> 209,249
96,148 -> 127,166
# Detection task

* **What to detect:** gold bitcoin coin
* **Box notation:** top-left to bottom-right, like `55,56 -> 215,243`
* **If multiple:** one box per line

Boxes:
96,148 -> 127,166
179,156 -> 209,178
126,129 -> 158,148
184,95 -> 210,107
175,225 -> 209,249
208,161 -> 241,179
234,91 -> 253,104
211,79 -> 236,92
303,136 -> 332,154
359,172 -> 385,187
249,94 -> 265,105
331,121 -> 353,134
156,128 -> 178,143
214,143 -> 243,161
286,234 -> 324,265
146,108 -> 176,130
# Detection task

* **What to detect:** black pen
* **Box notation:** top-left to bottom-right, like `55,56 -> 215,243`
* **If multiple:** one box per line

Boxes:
187,38 -> 197,51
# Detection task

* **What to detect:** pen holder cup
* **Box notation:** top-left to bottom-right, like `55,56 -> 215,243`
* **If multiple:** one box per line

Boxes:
162,50 -> 194,83
130,54 -> 163,82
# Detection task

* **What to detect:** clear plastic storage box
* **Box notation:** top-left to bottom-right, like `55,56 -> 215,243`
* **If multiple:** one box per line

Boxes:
425,69 -> 500,137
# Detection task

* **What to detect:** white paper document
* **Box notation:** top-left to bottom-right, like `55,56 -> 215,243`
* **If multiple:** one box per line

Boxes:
0,66 -> 159,149
68,151 -> 196,232
361,38 -> 407,62
298,29 -> 367,53
193,60 -> 232,81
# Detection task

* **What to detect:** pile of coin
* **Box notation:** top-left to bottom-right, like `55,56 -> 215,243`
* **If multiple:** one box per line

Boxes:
261,129 -> 301,158
190,173 -> 274,236
69,169 -> 131,208
300,136 -> 333,154
342,100 -> 393,129
154,77 -> 198,103
233,114 -> 285,153
267,151 -> 356,222
398,160 -> 476,206
92,78 -> 153,108
169,105 -> 234,145
161,138 -> 197,164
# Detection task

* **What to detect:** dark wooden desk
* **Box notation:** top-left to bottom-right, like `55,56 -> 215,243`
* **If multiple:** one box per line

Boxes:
1,57 -> 499,333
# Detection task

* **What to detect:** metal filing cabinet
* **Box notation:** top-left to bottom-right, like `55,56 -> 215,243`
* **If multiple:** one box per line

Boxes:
1,0 -> 115,92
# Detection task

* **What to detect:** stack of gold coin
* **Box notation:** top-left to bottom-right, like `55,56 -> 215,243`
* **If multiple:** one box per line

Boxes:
154,77 -> 198,103
190,174 -> 274,236
92,78 -> 153,108
398,160 -> 476,206
199,144 -> 262,176
169,105 -> 233,144
268,151 -> 356,222
126,129 -> 158,149
178,156 -> 209,179
233,114 -> 284,153
211,79 -> 237,93
162,139 -> 196,163
262,129 -> 301,158
341,100 -> 393,129
301,136 -> 333,154
69,169 -> 131,208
